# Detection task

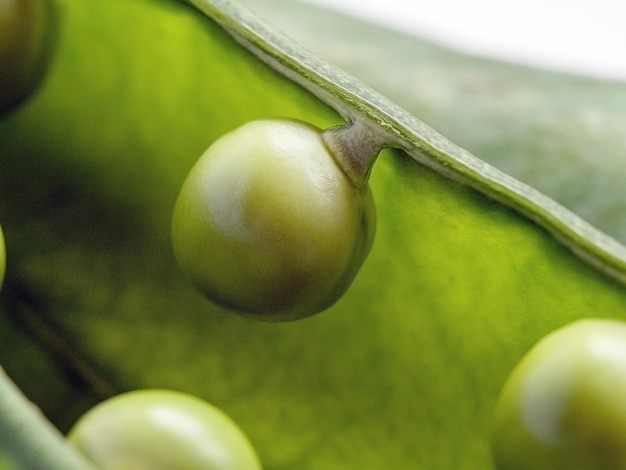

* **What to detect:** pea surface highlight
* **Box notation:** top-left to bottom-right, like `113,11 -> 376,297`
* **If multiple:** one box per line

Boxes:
68,389 -> 262,470
172,119 -> 376,321
491,319 -> 626,470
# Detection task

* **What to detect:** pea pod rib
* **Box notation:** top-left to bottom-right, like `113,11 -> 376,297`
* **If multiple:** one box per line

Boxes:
185,0 -> 626,285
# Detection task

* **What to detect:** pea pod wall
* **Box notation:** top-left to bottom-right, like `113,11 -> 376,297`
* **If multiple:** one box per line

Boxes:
242,0 -> 626,245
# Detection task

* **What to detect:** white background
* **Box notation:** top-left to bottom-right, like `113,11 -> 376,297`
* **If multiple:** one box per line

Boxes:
302,0 -> 626,81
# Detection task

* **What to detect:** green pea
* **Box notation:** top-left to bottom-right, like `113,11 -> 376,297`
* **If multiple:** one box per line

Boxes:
0,0 -> 55,115
172,119 -> 376,321
0,225 -> 5,287
68,389 -> 262,470
491,319 -> 626,469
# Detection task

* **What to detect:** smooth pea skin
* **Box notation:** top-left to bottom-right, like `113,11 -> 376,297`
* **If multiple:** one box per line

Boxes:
491,319 -> 626,470
172,119 -> 375,321
68,389 -> 262,470
0,0 -> 54,114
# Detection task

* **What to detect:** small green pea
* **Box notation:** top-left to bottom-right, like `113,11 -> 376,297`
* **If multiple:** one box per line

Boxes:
172,119 -> 376,321
68,389 -> 262,470
491,319 -> 626,470
0,225 -> 5,287
0,0 -> 55,115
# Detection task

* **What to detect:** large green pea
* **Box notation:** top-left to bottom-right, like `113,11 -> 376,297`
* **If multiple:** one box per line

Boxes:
172,119 -> 376,321
68,389 -> 262,470
0,0 -> 55,115
491,319 -> 626,469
